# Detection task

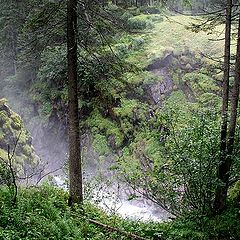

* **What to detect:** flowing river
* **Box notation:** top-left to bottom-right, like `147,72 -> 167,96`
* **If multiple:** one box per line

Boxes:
52,175 -> 172,222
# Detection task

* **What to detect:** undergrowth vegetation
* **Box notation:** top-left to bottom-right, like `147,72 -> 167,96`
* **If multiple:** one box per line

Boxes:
0,185 -> 239,240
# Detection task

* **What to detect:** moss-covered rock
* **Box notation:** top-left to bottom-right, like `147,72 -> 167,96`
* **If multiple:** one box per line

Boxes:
0,99 -> 39,174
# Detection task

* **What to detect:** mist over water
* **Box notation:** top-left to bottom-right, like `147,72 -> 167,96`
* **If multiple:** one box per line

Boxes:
0,76 -> 171,222
30,120 -> 171,221
30,121 -> 68,174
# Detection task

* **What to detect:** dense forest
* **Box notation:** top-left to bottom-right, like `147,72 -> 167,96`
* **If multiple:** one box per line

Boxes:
0,0 -> 240,239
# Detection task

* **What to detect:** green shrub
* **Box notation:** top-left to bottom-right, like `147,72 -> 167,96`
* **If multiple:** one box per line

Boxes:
161,206 -> 240,240
128,15 -> 154,30
0,185 -> 162,240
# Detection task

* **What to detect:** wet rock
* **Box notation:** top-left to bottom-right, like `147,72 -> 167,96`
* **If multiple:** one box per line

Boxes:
145,53 -> 173,71
0,98 -> 40,174
143,51 -> 204,107
144,68 -> 173,106
108,134 -> 117,150
0,139 -> 8,151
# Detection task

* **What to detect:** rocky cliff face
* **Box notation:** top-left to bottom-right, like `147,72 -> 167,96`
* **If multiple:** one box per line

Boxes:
0,98 -> 39,176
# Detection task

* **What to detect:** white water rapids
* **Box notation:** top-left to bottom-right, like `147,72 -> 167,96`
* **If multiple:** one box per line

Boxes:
52,175 -> 172,222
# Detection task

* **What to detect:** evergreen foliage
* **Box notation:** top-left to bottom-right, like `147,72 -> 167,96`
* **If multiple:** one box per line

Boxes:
0,0 -> 240,238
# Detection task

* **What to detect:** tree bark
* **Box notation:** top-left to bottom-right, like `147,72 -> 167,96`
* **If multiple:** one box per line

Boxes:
218,13 -> 240,206
213,0 -> 232,214
67,0 -> 83,205
227,13 -> 240,158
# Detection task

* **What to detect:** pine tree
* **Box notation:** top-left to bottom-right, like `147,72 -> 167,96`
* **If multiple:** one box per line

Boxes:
67,0 -> 83,205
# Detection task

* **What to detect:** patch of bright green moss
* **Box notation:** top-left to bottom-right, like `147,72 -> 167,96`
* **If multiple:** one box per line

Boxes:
0,149 -> 8,161
10,112 -> 23,130
0,98 -> 8,106
0,100 -> 39,170
87,110 -> 124,148
0,111 -> 8,122
0,129 -> 4,141
92,134 -> 110,156
229,181 -> 240,202
197,92 -> 221,109
22,145 -> 33,157
164,90 -> 188,108
146,15 -> 226,62
183,72 -> 219,94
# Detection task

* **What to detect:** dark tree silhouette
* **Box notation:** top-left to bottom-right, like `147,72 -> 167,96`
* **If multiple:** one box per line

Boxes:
67,0 -> 83,205
213,0 -> 233,213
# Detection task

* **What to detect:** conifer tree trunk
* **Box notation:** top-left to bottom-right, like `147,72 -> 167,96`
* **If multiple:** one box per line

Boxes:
67,0 -> 83,205
213,0 -> 232,213
227,13 -> 240,159
214,12 -> 240,213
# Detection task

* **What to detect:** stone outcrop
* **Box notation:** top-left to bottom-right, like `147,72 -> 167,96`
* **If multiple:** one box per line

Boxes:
0,98 -> 39,176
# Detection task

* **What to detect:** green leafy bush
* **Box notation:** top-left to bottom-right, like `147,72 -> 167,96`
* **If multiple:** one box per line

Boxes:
0,185 -> 239,239
116,106 -> 221,216
160,206 -> 240,240
128,15 -> 154,30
